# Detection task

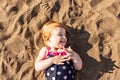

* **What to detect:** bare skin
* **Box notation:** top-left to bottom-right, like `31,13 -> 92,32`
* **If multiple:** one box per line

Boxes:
35,27 -> 82,72
35,46 -> 82,71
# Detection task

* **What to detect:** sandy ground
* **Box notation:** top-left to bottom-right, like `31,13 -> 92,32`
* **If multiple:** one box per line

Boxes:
0,0 -> 120,80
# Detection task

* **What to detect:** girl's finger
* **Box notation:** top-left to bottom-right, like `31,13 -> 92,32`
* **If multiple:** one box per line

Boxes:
57,62 -> 64,65
61,55 -> 69,59
60,58 -> 69,62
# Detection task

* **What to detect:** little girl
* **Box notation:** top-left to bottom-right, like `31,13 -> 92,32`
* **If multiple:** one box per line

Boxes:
35,20 -> 82,80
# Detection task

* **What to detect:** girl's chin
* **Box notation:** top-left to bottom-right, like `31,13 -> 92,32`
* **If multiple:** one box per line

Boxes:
58,44 -> 65,49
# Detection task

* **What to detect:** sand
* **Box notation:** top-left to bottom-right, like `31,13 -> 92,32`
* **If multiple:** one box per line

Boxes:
0,0 -> 120,80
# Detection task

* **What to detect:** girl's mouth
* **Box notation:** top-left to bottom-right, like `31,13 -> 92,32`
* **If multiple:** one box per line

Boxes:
60,40 -> 65,43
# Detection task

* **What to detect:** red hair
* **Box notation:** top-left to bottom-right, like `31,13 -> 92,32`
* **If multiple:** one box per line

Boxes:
41,20 -> 67,46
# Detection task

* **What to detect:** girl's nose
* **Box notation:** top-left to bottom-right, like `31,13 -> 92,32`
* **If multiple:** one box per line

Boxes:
62,36 -> 66,38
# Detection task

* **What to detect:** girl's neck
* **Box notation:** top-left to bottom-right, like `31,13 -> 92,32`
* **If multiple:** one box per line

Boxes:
49,47 -> 63,52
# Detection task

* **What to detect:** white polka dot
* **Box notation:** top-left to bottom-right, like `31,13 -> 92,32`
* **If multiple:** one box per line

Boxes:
68,70 -> 71,74
51,67 -> 55,71
52,77 -> 56,80
71,66 -> 73,69
62,66 -> 66,70
57,71 -> 61,75
66,61 -> 70,64
47,72 -> 50,76
63,75 -> 67,79
72,75 -> 74,78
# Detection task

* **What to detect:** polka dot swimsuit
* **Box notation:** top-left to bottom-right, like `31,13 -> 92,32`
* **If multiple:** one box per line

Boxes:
45,50 -> 74,80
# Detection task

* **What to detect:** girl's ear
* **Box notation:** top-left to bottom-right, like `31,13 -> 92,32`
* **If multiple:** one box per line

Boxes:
46,38 -> 48,41
46,38 -> 50,43
45,37 -> 49,41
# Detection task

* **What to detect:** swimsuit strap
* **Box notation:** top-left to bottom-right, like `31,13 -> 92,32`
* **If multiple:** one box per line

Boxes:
45,49 -> 67,59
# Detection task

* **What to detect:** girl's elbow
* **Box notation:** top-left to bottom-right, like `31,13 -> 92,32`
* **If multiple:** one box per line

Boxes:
35,64 -> 41,72
75,63 -> 82,70
35,66 -> 40,72
78,65 -> 82,70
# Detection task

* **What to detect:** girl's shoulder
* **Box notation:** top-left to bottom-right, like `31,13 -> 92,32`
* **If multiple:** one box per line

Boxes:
39,46 -> 50,59
38,47 -> 49,58
40,46 -> 49,52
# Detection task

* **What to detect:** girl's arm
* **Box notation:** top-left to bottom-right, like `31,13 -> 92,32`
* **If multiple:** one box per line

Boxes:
35,47 -> 54,72
65,47 -> 82,70
35,47 -> 65,72
72,52 -> 82,70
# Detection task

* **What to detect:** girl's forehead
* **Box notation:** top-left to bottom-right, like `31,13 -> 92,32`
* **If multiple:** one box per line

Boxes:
53,27 -> 65,31
52,27 -> 65,34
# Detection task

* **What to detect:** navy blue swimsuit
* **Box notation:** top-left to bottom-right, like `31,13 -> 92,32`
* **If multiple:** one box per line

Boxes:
45,51 -> 74,80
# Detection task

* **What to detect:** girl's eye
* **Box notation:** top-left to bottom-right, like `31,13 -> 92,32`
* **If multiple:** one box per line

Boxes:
58,34 -> 66,37
59,34 -> 62,36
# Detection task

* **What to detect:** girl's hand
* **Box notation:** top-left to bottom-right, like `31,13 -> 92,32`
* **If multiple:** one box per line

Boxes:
52,46 -> 75,65
52,54 -> 68,65
65,46 -> 75,60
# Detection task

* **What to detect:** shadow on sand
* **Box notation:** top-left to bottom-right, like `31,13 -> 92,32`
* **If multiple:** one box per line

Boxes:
66,26 -> 119,80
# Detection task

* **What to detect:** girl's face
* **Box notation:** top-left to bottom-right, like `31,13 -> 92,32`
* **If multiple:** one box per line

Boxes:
48,27 -> 67,49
